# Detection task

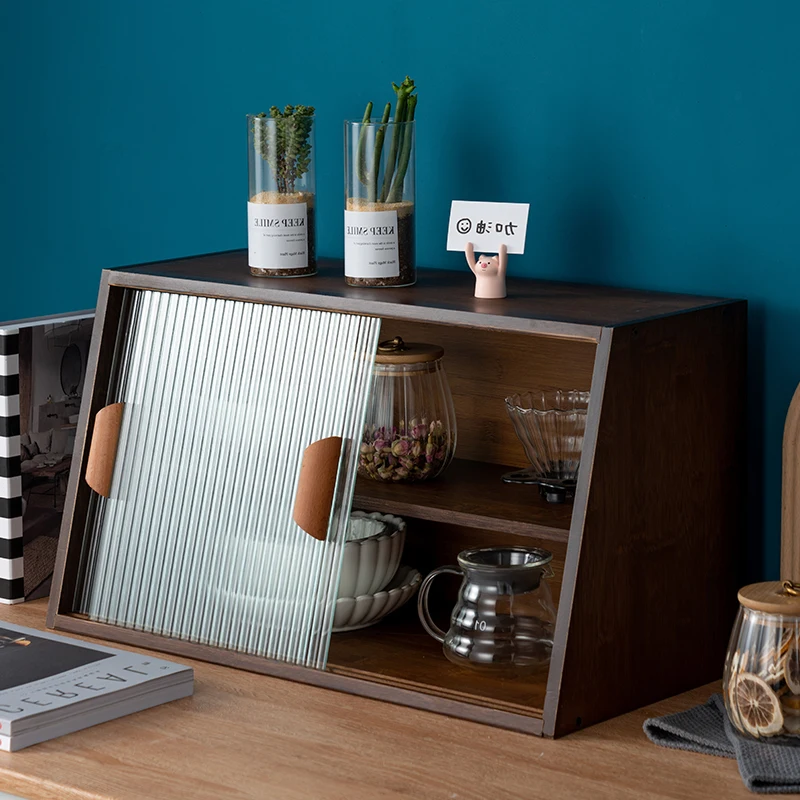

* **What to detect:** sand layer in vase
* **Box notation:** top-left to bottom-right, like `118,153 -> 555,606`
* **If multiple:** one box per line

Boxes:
345,199 -> 415,287
250,191 -> 316,277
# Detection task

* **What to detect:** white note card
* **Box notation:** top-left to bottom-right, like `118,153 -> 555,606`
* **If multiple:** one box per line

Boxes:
446,201 -> 529,254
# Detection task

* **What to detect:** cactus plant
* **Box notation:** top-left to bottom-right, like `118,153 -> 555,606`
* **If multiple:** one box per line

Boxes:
368,103 -> 391,202
248,104 -> 317,277
252,104 -> 315,194
356,77 -> 417,204
386,93 -> 417,203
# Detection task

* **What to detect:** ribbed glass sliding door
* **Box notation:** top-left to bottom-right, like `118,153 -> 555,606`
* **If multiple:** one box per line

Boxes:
75,289 -> 380,669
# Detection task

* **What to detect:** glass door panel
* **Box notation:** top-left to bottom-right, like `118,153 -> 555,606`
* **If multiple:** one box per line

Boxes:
75,289 -> 380,669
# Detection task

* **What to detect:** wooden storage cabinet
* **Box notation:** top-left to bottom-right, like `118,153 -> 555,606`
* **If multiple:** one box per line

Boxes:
47,251 -> 746,737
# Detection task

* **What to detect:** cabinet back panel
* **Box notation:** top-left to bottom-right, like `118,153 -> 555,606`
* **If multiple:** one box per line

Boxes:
379,320 -> 597,466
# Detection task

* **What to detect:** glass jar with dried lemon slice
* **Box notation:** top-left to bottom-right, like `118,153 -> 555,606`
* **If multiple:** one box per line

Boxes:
724,580 -> 800,740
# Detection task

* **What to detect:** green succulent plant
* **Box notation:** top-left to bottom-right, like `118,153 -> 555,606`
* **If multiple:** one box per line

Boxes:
356,77 -> 417,204
253,104 -> 315,193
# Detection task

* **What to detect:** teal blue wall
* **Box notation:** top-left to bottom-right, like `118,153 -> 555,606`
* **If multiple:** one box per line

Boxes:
2,1 -> 796,576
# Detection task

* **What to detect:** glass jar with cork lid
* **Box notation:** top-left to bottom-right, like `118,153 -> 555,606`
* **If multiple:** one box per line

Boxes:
359,337 -> 456,482
724,580 -> 800,740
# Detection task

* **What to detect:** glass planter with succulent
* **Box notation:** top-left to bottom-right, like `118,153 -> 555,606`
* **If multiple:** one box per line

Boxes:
344,77 -> 417,287
247,105 -> 316,277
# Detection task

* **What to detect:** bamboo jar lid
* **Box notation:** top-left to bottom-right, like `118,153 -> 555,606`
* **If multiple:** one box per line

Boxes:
375,336 -> 443,364
738,581 -> 800,615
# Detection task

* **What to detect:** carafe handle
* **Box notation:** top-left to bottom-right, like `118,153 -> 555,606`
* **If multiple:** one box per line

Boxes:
417,566 -> 462,643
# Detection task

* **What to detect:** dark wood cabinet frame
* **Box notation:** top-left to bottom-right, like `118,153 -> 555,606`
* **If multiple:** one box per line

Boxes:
47,251 -> 746,738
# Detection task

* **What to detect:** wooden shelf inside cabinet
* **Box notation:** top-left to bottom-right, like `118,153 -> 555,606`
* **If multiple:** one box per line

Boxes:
353,459 -> 572,542
327,609 -> 547,719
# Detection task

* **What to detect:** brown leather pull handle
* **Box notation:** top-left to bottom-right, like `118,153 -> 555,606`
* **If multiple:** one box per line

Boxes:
85,402 -> 125,497
783,385 -> 800,583
292,436 -> 343,541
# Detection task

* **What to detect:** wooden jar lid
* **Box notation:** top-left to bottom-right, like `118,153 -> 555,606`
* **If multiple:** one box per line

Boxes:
738,581 -> 800,615
375,336 -> 443,364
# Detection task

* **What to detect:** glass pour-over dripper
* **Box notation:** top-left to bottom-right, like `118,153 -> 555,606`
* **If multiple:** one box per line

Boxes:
503,389 -> 590,503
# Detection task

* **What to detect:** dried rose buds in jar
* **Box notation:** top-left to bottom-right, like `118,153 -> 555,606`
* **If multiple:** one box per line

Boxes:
359,339 -> 455,483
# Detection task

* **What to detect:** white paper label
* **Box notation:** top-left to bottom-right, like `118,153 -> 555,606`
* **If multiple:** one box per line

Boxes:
248,201 -> 309,269
344,210 -> 400,278
446,200 -> 530,254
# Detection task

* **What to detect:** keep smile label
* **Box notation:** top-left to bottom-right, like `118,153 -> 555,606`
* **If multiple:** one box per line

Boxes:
344,209 -> 399,278
248,201 -> 309,269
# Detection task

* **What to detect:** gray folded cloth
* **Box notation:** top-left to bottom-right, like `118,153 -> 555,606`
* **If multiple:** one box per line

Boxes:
644,694 -> 800,794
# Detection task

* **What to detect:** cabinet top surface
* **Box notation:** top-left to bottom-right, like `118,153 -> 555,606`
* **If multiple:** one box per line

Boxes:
110,250 -> 741,338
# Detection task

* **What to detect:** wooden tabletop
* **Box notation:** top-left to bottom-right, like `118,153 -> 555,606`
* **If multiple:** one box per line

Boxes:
0,600 -> 748,800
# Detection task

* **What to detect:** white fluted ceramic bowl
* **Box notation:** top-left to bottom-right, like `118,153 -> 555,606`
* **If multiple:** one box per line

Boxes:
338,511 -> 406,599
333,566 -> 421,632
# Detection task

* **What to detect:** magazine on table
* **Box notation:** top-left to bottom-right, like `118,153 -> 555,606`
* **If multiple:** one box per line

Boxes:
0,621 -> 193,751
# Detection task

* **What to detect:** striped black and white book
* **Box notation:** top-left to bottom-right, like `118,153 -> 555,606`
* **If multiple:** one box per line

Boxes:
0,311 -> 94,604
0,329 -> 23,603
0,621 -> 193,751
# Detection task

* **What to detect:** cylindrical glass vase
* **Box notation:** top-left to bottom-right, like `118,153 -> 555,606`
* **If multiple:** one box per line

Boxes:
344,119 -> 415,287
247,112 -> 316,277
